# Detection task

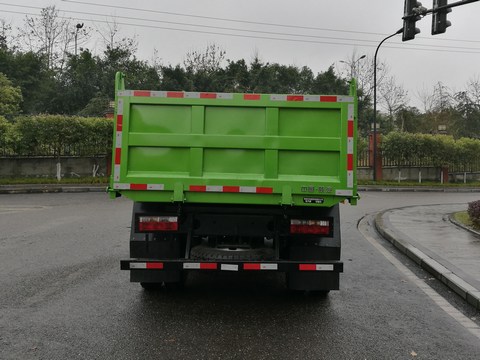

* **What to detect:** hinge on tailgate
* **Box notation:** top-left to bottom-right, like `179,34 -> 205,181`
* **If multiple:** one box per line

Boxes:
173,182 -> 185,202
281,186 -> 293,205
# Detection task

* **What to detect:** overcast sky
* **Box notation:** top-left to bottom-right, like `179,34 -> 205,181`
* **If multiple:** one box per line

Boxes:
2,0 -> 480,109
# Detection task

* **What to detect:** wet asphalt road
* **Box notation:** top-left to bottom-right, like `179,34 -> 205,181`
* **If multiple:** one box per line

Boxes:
1,192 -> 480,360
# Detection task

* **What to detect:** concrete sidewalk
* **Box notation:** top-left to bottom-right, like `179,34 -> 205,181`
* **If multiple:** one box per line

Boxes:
375,204 -> 480,310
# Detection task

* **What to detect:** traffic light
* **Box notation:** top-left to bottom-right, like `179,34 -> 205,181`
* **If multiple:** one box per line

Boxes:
432,0 -> 452,35
403,0 -> 423,41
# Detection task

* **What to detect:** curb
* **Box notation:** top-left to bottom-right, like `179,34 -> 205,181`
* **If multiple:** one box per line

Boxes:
374,210 -> 480,310
0,185 -> 106,194
448,213 -> 480,238
359,186 -> 480,193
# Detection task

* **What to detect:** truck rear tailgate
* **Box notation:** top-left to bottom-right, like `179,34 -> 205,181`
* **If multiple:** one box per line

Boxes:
109,73 -> 357,207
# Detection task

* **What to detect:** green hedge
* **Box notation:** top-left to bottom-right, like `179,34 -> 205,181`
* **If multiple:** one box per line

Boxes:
1,115 -> 113,156
381,132 -> 480,171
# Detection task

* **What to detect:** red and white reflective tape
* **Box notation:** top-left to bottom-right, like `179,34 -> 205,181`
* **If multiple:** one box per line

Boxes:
244,94 -> 261,100
130,262 -> 164,269
243,263 -> 278,271
118,90 -> 234,100
221,264 -> 239,271
270,95 -> 354,103
184,92 -> 233,100
189,185 -> 273,194
346,103 -> 355,189
183,262 -> 218,270
117,90 -> 354,103
113,99 -> 124,182
113,183 -> 165,190
299,264 -> 334,271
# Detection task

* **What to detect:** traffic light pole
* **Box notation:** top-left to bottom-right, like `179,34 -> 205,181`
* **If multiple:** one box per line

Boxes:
373,28 -> 403,182
403,0 -> 479,22
403,0 -> 479,40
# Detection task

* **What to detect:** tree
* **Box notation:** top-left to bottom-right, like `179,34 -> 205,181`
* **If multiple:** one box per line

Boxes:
160,64 -> 193,91
417,82 -> 453,113
77,94 -> 110,117
454,87 -> 480,138
0,19 -> 15,51
339,52 -> 402,136
311,65 -> 349,95
0,72 -> 22,117
49,49 -> 100,114
183,44 -> 227,91
19,6 -> 79,70
0,48 -> 54,114
96,18 -> 137,54
223,59 -> 250,92
379,76 -> 409,132
395,106 -> 422,133
95,22 -> 159,96
339,52 -> 389,106
98,46 -> 160,94
184,43 -> 226,74
247,55 -> 275,93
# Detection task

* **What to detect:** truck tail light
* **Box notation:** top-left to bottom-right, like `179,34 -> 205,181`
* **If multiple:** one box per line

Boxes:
138,216 -> 178,232
290,219 -> 330,235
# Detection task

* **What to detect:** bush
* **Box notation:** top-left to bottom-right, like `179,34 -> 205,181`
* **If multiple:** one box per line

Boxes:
7,115 -> 113,156
381,132 -> 480,170
467,200 -> 480,227
0,116 -> 10,149
357,137 -> 368,154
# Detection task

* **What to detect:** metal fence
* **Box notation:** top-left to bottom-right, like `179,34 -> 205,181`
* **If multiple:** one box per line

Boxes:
357,149 -> 480,173
0,143 -> 110,157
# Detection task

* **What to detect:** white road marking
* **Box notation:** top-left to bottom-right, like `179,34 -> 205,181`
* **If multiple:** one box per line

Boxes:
358,216 -> 480,340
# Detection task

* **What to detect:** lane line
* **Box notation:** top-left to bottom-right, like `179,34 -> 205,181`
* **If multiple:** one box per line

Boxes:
358,216 -> 480,340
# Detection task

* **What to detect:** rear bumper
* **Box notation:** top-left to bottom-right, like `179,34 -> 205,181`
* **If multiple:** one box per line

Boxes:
121,259 -> 343,273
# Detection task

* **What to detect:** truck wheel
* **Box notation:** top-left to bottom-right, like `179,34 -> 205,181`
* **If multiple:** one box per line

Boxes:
190,244 -> 274,261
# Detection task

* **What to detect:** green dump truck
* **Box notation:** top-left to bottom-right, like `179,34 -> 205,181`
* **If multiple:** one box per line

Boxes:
109,72 -> 358,293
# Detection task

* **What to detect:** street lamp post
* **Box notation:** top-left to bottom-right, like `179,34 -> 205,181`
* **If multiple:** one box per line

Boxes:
340,54 -> 366,79
75,23 -> 84,56
373,28 -> 403,181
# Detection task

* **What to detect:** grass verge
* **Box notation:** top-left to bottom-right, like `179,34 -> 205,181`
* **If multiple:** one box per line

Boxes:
453,211 -> 480,232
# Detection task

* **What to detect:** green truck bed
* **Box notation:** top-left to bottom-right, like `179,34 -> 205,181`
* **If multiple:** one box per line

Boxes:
108,72 -> 358,207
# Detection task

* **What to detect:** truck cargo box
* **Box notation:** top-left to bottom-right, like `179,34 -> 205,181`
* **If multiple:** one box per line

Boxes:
108,72 -> 358,207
